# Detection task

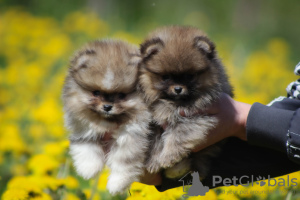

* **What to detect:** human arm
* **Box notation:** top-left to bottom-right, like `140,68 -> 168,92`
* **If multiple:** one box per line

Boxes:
140,96 -> 300,191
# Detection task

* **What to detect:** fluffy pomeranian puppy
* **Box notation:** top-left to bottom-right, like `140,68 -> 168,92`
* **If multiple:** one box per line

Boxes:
62,40 -> 151,194
139,26 -> 233,178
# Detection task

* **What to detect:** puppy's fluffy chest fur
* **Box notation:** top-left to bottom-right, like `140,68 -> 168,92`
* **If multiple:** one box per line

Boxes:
68,115 -> 134,142
151,98 -> 212,128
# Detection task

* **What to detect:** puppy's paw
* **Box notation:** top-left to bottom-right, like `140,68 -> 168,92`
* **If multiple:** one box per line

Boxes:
74,159 -> 104,179
164,159 -> 191,179
158,152 -> 182,169
107,174 -> 129,195
146,159 -> 161,174
70,143 -> 105,179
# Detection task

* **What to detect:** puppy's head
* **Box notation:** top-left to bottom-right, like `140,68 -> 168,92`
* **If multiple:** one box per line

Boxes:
63,40 -> 142,125
139,26 -> 222,107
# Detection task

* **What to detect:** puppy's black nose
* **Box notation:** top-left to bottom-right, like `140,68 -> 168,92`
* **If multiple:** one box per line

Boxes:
174,87 -> 182,94
103,105 -> 113,112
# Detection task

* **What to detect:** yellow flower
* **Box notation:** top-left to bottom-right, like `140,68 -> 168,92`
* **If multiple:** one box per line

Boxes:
29,124 -> 46,141
129,182 -> 147,194
218,193 -> 239,200
30,192 -> 52,200
187,189 -> 217,200
223,185 -> 252,198
43,140 -> 69,158
47,124 -> 66,139
1,107 -> 20,121
130,184 -> 186,200
31,98 -> 63,126
0,87 -> 11,105
23,175 -> 62,192
64,193 -> 80,200
40,33 -> 71,59
27,154 -> 60,175
164,186 -> 185,199
2,189 -> 29,200
139,184 -> 165,200
97,168 -> 110,191
240,39 -> 291,104
248,183 -> 269,199
11,164 -> 27,176
83,189 -> 101,200
277,186 -> 289,195
7,176 -> 42,194
126,193 -> 145,200
40,176 -> 63,191
288,171 -> 300,188
62,176 -> 79,189
0,124 -> 27,154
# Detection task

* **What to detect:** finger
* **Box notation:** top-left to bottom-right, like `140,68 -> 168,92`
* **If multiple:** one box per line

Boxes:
179,108 -> 207,117
191,142 -> 212,152
162,122 -> 168,131
179,103 -> 218,117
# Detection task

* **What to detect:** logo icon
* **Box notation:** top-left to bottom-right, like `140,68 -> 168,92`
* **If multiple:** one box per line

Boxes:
179,171 -> 209,198
256,176 -> 266,186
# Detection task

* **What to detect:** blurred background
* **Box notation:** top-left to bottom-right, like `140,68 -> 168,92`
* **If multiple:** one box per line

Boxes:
0,0 -> 300,199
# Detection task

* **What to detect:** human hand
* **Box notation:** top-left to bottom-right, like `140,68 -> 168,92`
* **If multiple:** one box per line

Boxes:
139,93 -> 251,185
180,93 -> 250,152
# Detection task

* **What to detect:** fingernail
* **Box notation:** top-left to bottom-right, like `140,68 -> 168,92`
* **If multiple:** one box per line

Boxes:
179,109 -> 186,117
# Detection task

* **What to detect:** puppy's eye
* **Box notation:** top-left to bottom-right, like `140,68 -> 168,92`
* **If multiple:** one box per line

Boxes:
185,74 -> 194,80
118,93 -> 126,100
92,90 -> 101,97
162,75 -> 170,81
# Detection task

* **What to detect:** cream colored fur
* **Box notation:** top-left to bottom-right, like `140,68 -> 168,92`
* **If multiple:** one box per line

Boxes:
63,40 -> 151,194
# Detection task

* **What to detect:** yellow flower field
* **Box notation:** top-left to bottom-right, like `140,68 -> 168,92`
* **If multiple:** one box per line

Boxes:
0,7 -> 299,200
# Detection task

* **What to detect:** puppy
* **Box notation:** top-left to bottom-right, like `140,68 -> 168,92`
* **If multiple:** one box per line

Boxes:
139,26 -> 233,178
62,40 -> 151,194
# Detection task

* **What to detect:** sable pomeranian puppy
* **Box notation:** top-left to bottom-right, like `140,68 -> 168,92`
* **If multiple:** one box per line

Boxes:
62,40 -> 151,194
139,26 -> 233,178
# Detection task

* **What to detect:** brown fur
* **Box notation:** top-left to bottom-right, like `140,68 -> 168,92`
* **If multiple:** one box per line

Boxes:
69,40 -> 139,93
139,26 -> 233,178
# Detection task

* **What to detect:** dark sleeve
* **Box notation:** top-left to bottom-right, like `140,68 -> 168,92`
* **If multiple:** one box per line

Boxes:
247,98 -> 300,164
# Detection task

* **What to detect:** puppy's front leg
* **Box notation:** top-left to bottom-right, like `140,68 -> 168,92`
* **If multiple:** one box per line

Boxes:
69,141 -> 105,179
106,130 -> 148,195
145,131 -> 164,173
158,116 -> 217,168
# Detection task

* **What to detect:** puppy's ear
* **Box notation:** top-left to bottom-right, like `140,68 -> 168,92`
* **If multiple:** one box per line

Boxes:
129,54 -> 142,66
140,38 -> 164,61
194,36 -> 215,59
70,49 -> 96,72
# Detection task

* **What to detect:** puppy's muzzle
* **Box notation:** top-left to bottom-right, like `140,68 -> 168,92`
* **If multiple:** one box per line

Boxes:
169,85 -> 188,96
103,104 -> 113,112
174,86 -> 182,94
